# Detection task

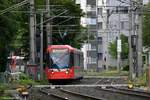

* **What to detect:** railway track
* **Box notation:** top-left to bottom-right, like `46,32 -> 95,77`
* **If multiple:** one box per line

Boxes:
40,88 -> 69,100
96,87 -> 150,100
27,76 -> 150,100
40,87 -> 106,100
77,77 -> 128,85
46,77 -> 128,85
31,84 -> 150,100
109,87 -> 150,98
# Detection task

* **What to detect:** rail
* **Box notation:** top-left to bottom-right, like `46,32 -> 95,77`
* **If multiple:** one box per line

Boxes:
40,88 -> 68,100
96,87 -> 150,100
40,87 -> 106,100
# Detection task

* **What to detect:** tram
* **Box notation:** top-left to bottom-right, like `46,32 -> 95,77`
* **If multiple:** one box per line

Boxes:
45,45 -> 83,82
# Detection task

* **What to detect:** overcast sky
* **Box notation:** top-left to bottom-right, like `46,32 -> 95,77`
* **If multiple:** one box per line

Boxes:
143,0 -> 149,4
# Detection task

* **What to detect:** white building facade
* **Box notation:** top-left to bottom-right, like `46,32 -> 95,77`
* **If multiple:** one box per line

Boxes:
78,0 -> 145,70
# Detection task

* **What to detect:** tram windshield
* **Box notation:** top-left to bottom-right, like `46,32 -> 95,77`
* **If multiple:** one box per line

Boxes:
50,49 -> 69,69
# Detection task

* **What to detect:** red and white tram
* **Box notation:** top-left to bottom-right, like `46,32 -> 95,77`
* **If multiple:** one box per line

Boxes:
45,45 -> 83,82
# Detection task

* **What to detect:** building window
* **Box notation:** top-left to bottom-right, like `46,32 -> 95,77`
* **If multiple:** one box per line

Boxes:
87,11 -> 96,17
98,37 -> 102,44
122,7 -> 128,13
87,18 -> 96,25
87,0 -> 96,6
98,8 -> 103,15
91,58 -> 96,63
121,21 -> 129,30
91,44 -> 96,50
98,22 -> 103,29
121,22 -> 125,30
116,6 -> 128,13
98,53 -> 103,60
107,9 -> 110,16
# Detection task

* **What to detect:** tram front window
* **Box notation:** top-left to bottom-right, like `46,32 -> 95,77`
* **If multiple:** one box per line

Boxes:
50,49 -> 69,69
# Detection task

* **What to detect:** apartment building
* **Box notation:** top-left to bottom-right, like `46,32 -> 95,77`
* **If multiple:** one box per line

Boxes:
79,0 -> 131,70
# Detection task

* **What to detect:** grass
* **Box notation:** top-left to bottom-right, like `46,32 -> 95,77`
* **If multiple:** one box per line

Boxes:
0,84 -> 12,100
0,84 -> 9,93
133,72 -> 147,86
11,73 -> 37,86
83,70 -> 129,76
12,73 -> 49,86
0,96 -> 13,100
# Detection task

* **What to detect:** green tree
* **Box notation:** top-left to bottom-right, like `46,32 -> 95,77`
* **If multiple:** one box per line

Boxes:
109,41 -> 117,59
0,0 -> 84,72
143,2 -> 150,47
11,0 -> 83,60
0,0 -> 18,72
108,34 -> 129,59
47,0 -> 83,48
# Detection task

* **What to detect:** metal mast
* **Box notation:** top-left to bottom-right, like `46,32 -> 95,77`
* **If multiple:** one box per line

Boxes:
29,0 -> 36,63
40,12 -> 43,80
129,1 -> 134,80
117,5 -> 121,72
96,0 -> 99,72
137,0 -> 143,77
46,0 -> 52,45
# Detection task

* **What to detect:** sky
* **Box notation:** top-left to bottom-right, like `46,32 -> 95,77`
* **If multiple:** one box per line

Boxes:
143,0 -> 149,4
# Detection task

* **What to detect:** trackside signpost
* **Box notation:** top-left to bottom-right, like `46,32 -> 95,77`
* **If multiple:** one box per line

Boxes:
117,39 -> 122,53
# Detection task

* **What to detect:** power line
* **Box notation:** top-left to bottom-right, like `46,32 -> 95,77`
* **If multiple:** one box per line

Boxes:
36,10 -> 68,26
37,5 -> 65,7
9,8 -> 67,14
56,18 -> 72,25
0,0 -> 29,15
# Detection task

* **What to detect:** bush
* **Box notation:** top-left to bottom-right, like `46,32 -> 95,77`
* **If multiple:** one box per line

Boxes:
17,73 -> 36,85
19,73 -> 29,80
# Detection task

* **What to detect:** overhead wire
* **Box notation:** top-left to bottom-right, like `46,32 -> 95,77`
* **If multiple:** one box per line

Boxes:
0,0 -> 29,15
36,9 -> 68,26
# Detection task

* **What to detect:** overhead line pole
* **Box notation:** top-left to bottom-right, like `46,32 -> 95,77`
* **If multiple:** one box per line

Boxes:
40,12 -> 43,80
117,4 -> 122,73
29,0 -> 36,64
129,1 -> 134,80
96,0 -> 99,72
137,0 -> 143,77
46,0 -> 52,45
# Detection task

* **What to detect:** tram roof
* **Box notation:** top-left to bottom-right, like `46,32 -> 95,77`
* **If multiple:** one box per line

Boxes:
47,45 -> 83,54
7,56 -> 24,59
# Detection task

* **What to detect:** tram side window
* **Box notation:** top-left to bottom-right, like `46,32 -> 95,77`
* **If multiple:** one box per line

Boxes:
69,53 -> 74,67
46,53 -> 51,68
80,55 -> 83,67
79,54 -> 81,66
74,54 -> 80,66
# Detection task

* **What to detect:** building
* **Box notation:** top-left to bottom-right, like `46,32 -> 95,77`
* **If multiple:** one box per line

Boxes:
80,0 -> 131,70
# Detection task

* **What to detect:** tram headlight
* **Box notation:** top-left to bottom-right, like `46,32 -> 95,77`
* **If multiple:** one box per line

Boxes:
66,70 -> 69,74
51,71 -> 54,74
